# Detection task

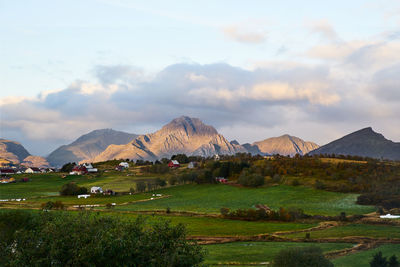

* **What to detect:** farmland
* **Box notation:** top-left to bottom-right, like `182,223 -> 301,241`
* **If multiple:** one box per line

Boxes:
1,155 -> 399,266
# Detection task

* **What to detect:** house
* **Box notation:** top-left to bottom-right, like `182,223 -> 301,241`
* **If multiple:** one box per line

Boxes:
82,163 -> 98,173
91,186 -> 103,194
188,162 -> 198,169
168,160 -> 180,168
25,167 -> 41,174
119,162 -> 129,168
0,168 -> 15,175
214,154 -> 220,161
70,165 -> 88,175
215,177 -> 228,183
115,166 -> 124,171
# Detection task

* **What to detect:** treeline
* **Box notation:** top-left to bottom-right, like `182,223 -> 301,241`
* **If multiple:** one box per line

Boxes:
0,210 -> 204,267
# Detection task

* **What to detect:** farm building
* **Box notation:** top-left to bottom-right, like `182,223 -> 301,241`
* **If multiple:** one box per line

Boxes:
91,186 -> 103,194
214,154 -> 220,161
82,163 -> 98,173
0,168 -> 15,175
70,165 -> 88,175
25,167 -> 41,174
119,162 -> 129,168
168,160 -> 180,168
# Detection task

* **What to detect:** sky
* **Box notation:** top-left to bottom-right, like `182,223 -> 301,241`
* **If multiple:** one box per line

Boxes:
1,0 -> 400,156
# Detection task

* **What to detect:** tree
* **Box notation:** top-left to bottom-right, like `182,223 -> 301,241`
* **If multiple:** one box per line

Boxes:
60,182 -> 88,196
60,162 -> 76,173
273,246 -> 333,267
136,181 -> 146,192
389,255 -> 399,267
1,211 -> 205,266
238,172 -> 265,187
370,252 -> 388,267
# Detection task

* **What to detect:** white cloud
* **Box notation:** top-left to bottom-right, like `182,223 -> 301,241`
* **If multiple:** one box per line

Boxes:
307,20 -> 341,42
222,25 -> 266,44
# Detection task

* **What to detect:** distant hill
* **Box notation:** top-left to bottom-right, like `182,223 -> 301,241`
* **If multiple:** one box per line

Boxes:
308,127 -> 400,160
47,129 -> 138,166
0,139 -> 31,164
21,155 -> 50,168
90,116 -> 246,162
246,135 -> 319,156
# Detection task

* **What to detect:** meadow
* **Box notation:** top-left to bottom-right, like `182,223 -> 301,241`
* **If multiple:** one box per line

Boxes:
284,223 -> 400,239
203,242 -> 354,266
114,184 -> 375,216
332,244 -> 400,267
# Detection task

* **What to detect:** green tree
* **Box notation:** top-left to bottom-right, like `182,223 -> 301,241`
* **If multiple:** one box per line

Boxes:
136,181 -> 146,192
60,162 -> 76,173
60,182 -> 87,196
1,211 -> 205,266
273,246 -> 333,267
370,251 -> 388,267
389,255 -> 399,267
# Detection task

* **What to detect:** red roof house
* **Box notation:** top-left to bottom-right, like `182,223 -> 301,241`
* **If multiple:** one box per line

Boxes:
168,160 -> 180,168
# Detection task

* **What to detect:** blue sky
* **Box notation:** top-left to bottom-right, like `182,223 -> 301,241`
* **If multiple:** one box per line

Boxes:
1,0 -> 400,155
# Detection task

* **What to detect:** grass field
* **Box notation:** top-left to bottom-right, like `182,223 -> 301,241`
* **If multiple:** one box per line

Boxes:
284,224 -> 400,239
101,212 -> 317,236
320,158 -> 367,164
0,172 -> 158,199
333,244 -> 400,267
114,184 -> 375,216
204,242 -> 354,266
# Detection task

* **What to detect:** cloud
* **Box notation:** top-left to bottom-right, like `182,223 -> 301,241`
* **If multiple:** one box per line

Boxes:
307,20 -> 341,43
222,25 -> 266,44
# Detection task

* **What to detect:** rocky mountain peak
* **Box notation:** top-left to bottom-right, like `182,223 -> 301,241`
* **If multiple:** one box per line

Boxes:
161,116 -> 218,136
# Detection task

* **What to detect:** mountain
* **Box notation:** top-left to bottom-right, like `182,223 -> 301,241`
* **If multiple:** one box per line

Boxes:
21,155 -> 50,168
47,129 -> 138,166
0,139 -> 31,164
90,116 -> 246,162
308,127 -> 400,160
248,135 -> 319,156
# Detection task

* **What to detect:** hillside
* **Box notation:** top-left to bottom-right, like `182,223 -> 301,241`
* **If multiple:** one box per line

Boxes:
90,116 -> 245,162
47,129 -> 138,166
308,127 -> 400,160
246,135 -> 319,156
21,155 -> 50,168
0,139 -> 31,164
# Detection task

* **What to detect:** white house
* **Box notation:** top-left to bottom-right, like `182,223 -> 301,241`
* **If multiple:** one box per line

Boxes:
90,186 -> 103,194
82,163 -> 98,173
214,154 -> 220,161
119,162 -> 129,168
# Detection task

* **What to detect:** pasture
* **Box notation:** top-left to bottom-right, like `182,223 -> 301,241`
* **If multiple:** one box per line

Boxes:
333,244 -> 400,267
203,242 -> 354,266
114,184 -> 375,216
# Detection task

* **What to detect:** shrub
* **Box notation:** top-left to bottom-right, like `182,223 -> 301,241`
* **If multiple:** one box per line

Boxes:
238,173 -> 265,187
60,182 -> 87,196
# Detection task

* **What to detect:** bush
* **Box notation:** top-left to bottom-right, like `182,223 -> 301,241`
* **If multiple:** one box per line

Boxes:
0,211 -> 205,266
273,246 -> 333,267
41,201 -> 64,210
238,173 -> 265,187
60,182 -> 88,196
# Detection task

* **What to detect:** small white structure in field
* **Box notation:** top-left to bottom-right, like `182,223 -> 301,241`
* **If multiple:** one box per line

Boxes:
188,162 -> 198,169
78,194 -> 91,199
380,214 -> 400,219
119,162 -> 129,168
90,186 -> 103,194
214,154 -> 220,161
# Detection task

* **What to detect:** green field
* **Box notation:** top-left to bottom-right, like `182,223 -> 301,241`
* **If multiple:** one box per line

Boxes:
284,224 -> 400,239
101,212 -> 317,236
114,184 -> 375,216
0,172 -> 157,199
204,242 -> 354,266
333,244 -> 400,267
